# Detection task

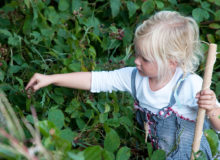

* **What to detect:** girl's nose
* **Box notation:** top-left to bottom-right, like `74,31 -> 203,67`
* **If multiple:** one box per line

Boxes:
134,56 -> 141,66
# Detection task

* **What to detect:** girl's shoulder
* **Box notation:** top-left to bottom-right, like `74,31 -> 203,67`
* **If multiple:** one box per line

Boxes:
186,73 -> 203,83
182,73 -> 203,93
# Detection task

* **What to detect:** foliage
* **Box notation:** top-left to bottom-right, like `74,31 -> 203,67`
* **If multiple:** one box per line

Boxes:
0,0 -> 219,159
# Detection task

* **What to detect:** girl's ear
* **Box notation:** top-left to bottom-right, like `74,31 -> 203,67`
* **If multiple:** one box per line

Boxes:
169,60 -> 178,69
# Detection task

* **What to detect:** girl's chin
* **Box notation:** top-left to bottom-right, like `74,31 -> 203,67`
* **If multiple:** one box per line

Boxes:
138,70 -> 147,77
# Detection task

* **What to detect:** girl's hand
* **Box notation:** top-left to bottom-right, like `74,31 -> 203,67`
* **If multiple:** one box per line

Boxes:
196,89 -> 217,112
25,73 -> 52,92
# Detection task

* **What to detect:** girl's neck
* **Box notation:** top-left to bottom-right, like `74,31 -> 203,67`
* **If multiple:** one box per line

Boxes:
148,70 -> 176,91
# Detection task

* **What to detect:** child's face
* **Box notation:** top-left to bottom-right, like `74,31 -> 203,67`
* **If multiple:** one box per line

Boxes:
134,55 -> 158,78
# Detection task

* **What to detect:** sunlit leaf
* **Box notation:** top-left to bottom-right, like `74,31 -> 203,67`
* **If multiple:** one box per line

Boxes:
48,109 -> 65,129
214,10 -> 220,21
59,0 -> 69,11
72,0 -> 82,11
116,147 -> 130,160
142,0 -> 155,15
205,130 -> 219,156
206,34 -> 215,43
110,0 -> 121,18
155,1 -> 164,9
151,150 -> 166,160
192,8 -> 209,23
84,146 -> 102,160
104,128 -> 120,152
126,1 -> 139,18
209,23 -> 220,29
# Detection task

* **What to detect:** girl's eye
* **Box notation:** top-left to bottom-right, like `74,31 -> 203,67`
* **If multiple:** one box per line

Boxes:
143,57 -> 150,62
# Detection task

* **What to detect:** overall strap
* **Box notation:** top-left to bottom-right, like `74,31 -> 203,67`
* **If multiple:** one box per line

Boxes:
131,68 -> 138,102
168,73 -> 189,107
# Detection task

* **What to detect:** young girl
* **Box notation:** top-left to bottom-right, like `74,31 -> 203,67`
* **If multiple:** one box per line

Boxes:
25,11 -> 220,159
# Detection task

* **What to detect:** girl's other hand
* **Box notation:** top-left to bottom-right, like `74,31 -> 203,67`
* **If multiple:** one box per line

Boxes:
196,89 -> 217,112
25,73 -> 52,92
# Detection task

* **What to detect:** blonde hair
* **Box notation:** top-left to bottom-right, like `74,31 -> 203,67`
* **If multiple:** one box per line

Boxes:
134,11 -> 202,81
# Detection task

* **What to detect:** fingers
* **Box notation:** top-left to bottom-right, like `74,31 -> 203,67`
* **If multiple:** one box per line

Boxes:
200,89 -> 215,96
32,83 -> 41,92
196,89 -> 217,112
196,89 -> 216,99
25,73 -> 41,92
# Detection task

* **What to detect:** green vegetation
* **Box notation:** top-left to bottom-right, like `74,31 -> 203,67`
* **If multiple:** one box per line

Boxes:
0,0 -> 219,159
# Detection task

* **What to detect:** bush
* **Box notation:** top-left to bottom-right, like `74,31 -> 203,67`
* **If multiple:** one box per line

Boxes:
0,0 -> 219,159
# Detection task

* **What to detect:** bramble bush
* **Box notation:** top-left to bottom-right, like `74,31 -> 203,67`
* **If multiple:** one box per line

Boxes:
0,0 -> 219,160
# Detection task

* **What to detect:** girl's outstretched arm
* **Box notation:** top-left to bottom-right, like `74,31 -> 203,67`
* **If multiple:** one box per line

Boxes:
196,89 -> 220,131
25,72 -> 92,92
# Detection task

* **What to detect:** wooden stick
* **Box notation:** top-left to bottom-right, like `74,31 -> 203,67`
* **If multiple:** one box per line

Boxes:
190,43 -> 217,160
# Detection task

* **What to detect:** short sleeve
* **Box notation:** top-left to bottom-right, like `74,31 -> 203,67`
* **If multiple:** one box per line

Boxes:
90,67 -> 135,93
178,73 -> 203,108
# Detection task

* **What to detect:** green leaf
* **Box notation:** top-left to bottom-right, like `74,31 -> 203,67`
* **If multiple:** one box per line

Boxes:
0,17 -> 10,28
8,65 -> 22,74
119,116 -> 132,134
192,8 -> 209,23
104,128 -> 120,152
0,69 -> 5,82
40,28 -> 54,39
215,0 -> 220,6
123,27 -> 133,46
8,33 -> 21,47
0,28 -> 11,38
72,0 -> 82,11
23,15 -> 32,34
30,31 -> 42,44
201,2 -> 211,9
178,4 -> 193,15
151,150 -> 166,160
205,129 -> 219,156
48,109 -> 65,129
147,143 -> 153,157
105,118 -> 120,128
168,0 -> 177,5
209,23 -> 220,29
216,30 -> 220,36
102,150 -> 115,160
38,120 -> 59,137
76,118 -> 86,130
68,151 -> 85,160
84,146 -> 102,160
214,10 -> 220,21
15,77 -> 24,88
89,46 -> 96,59
45,6 -> 60,24
110,0 -> 121,18
13,54 -> 24,65
26,114 -> 34,124
59,0 -> 70,11
104,103 -> 111,113
58,28 -> 68,39
24,0 -> 30,8
207,34 -> 215,43
68,62 -> 81,71
126,1 -> 139,18
50,93 -> 64,104
216,81 -> 220,97
155,1 -> 164,9
99,113 -> 108,123
116,147 -> 130,160
31,2 -> 38,20
141,0 -> 155,15
60,128 -> 76,141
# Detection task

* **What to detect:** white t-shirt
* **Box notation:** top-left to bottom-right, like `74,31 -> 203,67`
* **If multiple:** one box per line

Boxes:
91,67 -> 219,121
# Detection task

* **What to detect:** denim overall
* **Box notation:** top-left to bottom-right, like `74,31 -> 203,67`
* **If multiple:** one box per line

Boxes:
131,69 -> 212,160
